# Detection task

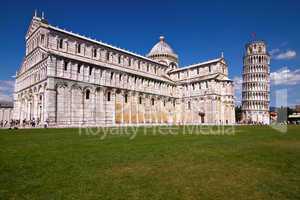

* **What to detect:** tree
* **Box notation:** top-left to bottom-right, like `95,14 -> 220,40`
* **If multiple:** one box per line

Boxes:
235,106 -> 242,123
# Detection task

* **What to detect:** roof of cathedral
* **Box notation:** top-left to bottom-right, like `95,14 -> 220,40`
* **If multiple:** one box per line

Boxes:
45,22 -> 169,67
169,58 -> 224,73
147,36 -> 178,59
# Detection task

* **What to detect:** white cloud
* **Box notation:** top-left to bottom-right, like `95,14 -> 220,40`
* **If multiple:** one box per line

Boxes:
0,80 -> 14,102
273,50 -> 296,60
269,48 -> 280,56
270,67 -> 300,85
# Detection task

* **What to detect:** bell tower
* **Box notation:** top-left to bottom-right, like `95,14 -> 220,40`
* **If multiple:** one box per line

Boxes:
241,40 -> 270,124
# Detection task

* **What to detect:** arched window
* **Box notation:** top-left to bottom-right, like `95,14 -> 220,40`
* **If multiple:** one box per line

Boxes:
258,46 -> 262,53
77,64 -> 81,73
151,98 -> 155,106
106,51 -> 110,61
188,101 -> 191,110
86,90 -> 90,100
118,55 -> 121,64
111,72 -> 114,80
107,92 -> 111,101
93,48 -> 97,58
64,61 -> 68,71
77,44 -> 81,53
124,94 -> 128,103
59,38 -> 63,49
139,96 -> 142,104
128,58 -> 131,66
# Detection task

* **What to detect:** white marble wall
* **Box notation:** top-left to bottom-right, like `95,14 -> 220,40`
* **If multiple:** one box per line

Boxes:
13,16 -> 236,127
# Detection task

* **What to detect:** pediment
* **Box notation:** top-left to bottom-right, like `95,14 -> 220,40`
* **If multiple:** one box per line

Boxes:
25,17 -> 42,40
18,48 -> 48,75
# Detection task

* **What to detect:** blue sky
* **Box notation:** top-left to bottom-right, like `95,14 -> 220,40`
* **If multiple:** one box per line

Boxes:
0,0 -> 299,106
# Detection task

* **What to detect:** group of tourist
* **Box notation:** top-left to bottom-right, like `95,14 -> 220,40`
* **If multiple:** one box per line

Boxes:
0,118 -> 49,129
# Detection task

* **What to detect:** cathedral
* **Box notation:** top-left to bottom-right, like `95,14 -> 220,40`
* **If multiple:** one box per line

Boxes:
13,13 -> 235,127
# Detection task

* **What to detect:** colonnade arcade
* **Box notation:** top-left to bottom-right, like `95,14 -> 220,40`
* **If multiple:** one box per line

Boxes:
54,81 -> 215,126
16,83 -> 47,122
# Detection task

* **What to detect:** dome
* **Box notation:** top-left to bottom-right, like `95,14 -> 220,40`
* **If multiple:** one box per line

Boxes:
147,36 -> 178,59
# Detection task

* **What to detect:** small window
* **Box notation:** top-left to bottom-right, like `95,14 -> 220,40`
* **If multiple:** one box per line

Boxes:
64,61 -> 68,71
163,100 -> 166,107
93,48 -> 97,57
77,64 -> 81,73
110,72 -> 114,80
139,96 -> 142,104
106,52 -> 110,61
59,38 -> 63,49
128,58 -> 131,66
107,92 -> 111,101
208,66 -> 211,73
147,64 -> 149,72
173,100 -> 176,107
188,101 -> 191,110
154,66 -> 157,74
138,61 -> 141,69
118,55 -> 121,64
89,67 -> 93,76
86,90 -> 90,100
197,68 -> 200,74
77,44 -> 81,53
124,94 -> 128,103
151,98 -> 155,106
41,34 -> 45,44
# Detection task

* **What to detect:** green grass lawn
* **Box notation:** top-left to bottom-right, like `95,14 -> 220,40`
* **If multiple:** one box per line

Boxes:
0,126 -> 300,200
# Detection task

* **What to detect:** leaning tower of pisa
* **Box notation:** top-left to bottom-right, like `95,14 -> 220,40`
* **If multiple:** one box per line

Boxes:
242,40 -> 270,124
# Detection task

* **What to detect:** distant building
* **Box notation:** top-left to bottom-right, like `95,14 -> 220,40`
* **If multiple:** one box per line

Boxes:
241,40 -> 270,124
12,13 -> 235,127
288,113 -> 300,124
0,101 -> 14,124
295,105 -> 300,113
